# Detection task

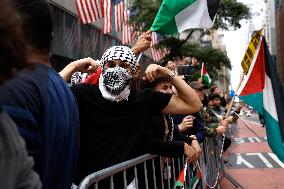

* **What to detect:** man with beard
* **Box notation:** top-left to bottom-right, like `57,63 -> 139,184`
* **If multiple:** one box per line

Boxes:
60,33 -> 202,185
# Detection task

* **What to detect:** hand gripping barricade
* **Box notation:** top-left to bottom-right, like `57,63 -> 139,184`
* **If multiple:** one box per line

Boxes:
77,125 -> 242,189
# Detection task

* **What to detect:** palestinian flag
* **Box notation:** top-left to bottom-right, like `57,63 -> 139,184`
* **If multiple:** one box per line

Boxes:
190,165 -> 202,189
201,63 -> 212,87
151,0 -> 219,35
174,162 -> 188,189
237,36 -> 284,162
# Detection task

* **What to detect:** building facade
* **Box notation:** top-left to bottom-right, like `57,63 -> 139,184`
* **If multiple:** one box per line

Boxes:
49,0 -> 153,72
210,30 -> 230,95
264,0 -> 277,58
275,0 -> 284,84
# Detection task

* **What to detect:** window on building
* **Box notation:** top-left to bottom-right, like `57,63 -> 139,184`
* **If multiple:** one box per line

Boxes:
50,5 -> 64,56
100,35 -> 112,57
81,24 -> 101,59
64,14 -> 79,59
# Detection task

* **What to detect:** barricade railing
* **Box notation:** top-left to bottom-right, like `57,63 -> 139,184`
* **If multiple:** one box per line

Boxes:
77,154 -> 188,189
78,125 -> 238,189
199,135 -> 224,189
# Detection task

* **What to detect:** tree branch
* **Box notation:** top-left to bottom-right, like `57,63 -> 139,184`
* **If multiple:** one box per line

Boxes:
169,30 -> 195,57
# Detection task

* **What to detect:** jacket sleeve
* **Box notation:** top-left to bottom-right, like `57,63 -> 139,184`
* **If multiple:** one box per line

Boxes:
201,108 -> 219,137
192,112 -> 205,143
204,126 -> 218,137
173,126 -> 192,145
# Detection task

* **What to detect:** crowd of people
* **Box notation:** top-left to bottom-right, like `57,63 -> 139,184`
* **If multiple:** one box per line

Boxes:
0,0 -> 240,189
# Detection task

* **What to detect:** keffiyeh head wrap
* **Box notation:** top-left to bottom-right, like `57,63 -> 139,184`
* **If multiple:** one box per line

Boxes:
101,46 -> 137,71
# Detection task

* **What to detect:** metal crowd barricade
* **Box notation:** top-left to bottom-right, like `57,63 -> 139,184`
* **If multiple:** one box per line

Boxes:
199,135 -> 224,189
78,133 -> 236,189
77,154 -> 187,189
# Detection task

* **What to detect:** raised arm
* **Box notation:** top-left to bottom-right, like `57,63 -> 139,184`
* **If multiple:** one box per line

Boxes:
59,57 -> 99,81
131,30 -> 152,55
143,64 -> 202,114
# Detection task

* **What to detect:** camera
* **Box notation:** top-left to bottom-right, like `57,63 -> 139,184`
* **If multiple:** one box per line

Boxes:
177,65 -> 196,76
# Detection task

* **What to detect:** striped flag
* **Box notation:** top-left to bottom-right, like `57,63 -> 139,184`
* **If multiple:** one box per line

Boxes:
174,162 -> 187,189
151,0 -> 219,35
190,165 -> 202,189
103,0 -> 112,34
237,35 -> 284,163
150,32 -> 168,62
76,0 -> 102,24
122,9 -> 133,44
114,0 -> 124,32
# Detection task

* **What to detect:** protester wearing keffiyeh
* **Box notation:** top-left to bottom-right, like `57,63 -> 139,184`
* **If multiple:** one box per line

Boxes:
99,46 -> 138,102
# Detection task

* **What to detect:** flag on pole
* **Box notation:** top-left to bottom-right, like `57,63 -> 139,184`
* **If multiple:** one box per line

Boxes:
76,0 -> 102,24
122,9 -> 134,44
114,0 -> 124,32
201,62 -> 211,87
174,162 -> 187,188
236,35 -> 284,162
189,164 -> 202,189
103,0 -> 112,34
151,0 -> 219,35
241,29 -> 263,75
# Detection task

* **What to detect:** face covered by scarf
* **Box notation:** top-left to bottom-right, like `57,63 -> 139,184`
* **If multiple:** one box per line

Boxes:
99,46 -> 138,102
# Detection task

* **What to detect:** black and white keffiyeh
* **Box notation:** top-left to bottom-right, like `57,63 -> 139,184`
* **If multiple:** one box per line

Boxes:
102,66 -> 131,96
100,46 -> 137,71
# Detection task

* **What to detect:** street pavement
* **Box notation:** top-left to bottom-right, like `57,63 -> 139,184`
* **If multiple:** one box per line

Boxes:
220,112 -> 284,189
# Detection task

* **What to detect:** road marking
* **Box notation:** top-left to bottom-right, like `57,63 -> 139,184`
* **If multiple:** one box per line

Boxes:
234,137 -> 266,144
246,153 -> 273,168
227,153 -> 284,169
234,138 -> 246,144
268,153 -> 284,168
236,153 -> 254,168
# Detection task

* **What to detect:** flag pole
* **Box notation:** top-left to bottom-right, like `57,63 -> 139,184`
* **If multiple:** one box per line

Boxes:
225,74 -> 245,118
137,53 -> 142,63
200,62 -> 204,78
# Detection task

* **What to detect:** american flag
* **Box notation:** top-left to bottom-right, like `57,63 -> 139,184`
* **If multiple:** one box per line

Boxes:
114,0 -> 124,32
76,0 -> 102,24
103,0 -> 112,34
151,32 -> 168,62
122,5 -> 141,44
122,9 -> 133,44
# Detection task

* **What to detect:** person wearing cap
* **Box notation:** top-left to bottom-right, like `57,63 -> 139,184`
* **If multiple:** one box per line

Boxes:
188,82 -> 229,138
193,86 -> 232,152
60,32 -> 202,184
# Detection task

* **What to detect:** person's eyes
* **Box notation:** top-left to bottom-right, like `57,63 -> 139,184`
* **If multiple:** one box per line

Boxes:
106,62 -> 115,68
120,63 -> 130,69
